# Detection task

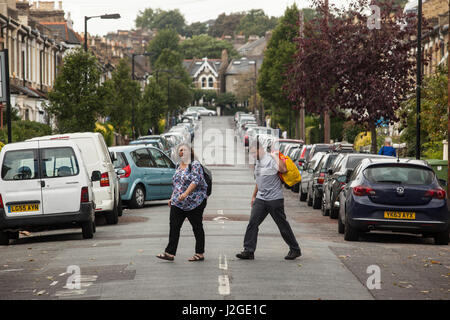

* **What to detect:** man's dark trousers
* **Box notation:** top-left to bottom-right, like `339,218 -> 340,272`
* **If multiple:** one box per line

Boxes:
243,198 -> 300,253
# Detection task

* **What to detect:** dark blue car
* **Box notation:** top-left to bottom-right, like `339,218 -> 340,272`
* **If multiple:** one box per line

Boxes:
338,158 -> 449,245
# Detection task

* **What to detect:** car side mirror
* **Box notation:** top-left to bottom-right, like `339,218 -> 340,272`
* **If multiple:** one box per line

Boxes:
116,169 -> 126,176
91,171 -> 102,182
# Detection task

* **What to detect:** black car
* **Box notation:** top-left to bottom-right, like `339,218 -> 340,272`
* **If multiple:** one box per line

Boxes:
337,158 -> 449,244
307,153 -> 339,209
322,154 -> 392,218
300,152 -> 326,202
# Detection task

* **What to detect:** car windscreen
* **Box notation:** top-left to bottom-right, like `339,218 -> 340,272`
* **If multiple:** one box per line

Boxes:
363,165 -> 435,185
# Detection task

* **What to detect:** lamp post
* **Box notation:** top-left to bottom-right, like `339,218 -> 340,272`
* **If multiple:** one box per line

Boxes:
131,52 -> 155,140
415,0 -> 423,160
84,14 -> 121,52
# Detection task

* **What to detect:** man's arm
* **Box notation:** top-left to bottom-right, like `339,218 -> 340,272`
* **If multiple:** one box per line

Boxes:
251,185 -> 258,206
271,151 -> 287,174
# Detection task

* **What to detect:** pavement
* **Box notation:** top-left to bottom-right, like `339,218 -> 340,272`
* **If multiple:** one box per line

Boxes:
0,116 -> 448,300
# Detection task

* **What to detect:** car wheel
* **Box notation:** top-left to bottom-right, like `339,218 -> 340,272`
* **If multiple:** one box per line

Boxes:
329,207 -> 339,219
130,185 -> 145,209
344,213 -> 359,241
0,231 -> 9,245
338,211 -> 345,234
434,228 -> 449,245
82,219 -> 94,239
321,198 -> 330,216
292,183 -> 299,193
117,197 -> 123,217
300,188 -> 307,202
105,198 -> 119,225
307,190 -> 313,207
312,189 -> 321,209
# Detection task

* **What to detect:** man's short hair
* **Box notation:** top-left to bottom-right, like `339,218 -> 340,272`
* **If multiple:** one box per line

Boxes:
385,137 -> 392,145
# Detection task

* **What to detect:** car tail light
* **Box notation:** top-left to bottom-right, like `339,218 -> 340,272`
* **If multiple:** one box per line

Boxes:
121,165 -> 131,178
100,172 -> 110,187
81,187 -> 89,203
318,173 -> 326,184
353,186 -> 376,196
424,189 -> 446,200
0,194 -> 3,209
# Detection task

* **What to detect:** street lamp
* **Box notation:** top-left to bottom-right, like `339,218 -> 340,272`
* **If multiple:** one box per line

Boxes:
416,0 -> 423,160
131,52 -> 155,140
84,14 -> 121,52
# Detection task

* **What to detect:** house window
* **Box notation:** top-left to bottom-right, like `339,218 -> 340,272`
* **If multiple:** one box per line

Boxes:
201,77 -> 206,88
25,109 -> 30,121
208,77 -> 214,88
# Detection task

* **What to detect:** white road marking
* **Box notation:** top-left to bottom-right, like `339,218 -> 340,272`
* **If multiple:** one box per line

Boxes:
218,275 -> 230,295
0,269 -> 23,273
54,289 -> 87,297
50,281 -> 58,286
219,254 -> 228,270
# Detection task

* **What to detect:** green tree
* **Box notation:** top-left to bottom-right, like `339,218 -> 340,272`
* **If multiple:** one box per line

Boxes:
0,120 -> 52,144
136,8 -> 186,34
184,22 -> 208,38
147,28 -> 180,64
47,48 -> 106,133
236,9 -> 278,38
103,59 -> 141,136
216,92 -> 237,108
208,12 -> 245,38
180,34 -> 239,59
137,79 -> 166,135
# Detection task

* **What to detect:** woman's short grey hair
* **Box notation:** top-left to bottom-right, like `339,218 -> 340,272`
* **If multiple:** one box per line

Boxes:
385,137 -> 392,145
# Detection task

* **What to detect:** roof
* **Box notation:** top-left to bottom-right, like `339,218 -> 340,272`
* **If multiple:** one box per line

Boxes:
237,37 -> 267,56
183,57 -> 223,78
40,22 -> 81,45
10,84 -> 43,99
225,56 -> 263,76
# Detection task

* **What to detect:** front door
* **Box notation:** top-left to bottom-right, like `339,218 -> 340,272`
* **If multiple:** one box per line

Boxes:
1,142 -> 44,218
39,141 -> 83,215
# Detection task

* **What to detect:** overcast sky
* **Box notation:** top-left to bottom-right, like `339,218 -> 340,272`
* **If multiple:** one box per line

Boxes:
48,0 -> 354,36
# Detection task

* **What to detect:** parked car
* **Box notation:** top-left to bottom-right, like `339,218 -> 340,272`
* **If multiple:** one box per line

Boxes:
0,139 -> 97,244
109,145 -> 176,209
136,135 -> 172,156
278,139 -> 304,154
322,153 -> 391,218
169,126 -> 191,142
307,153 -> 339,209
130,139 -> 165,153
246,127 -> 277,149
288,147 -> 304,193
337,158 -> 449,245
242,123 -> 258,146
187,106 -> 216,116
28,132 -> 121,224
307,144 -> 334,162
300,152 -> 326,202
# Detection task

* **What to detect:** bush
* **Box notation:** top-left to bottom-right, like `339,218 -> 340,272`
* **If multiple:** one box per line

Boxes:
0,121 -> 52,144
95,122 -> 114,147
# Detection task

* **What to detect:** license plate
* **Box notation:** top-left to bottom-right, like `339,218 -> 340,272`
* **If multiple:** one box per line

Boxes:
384,211 -> 416,220
8,204 -> 40,213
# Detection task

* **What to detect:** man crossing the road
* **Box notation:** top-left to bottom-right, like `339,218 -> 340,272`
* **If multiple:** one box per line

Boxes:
236,138 -> 302,260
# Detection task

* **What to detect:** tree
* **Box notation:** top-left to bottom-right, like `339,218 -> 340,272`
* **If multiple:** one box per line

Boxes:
137,79 -> 166,135
236,9 -> 279,38
47,48 -> 106,133
147,28 -> 180,64
208,12 -> 245,38
216,92 -> 237,108
103,59 -> 141,136
180,34 -> 239,59
184,22 -> 208,38
136,8 -> 186,34
286,0 -> 422,152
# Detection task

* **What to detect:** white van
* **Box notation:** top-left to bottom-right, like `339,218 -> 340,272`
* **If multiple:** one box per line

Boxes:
28,133 -> 121,224
0,140 -> 97,244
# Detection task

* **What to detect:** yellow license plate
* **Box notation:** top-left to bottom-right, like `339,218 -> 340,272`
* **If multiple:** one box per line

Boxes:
9,204 -> 40,213
384,211 -> 416,220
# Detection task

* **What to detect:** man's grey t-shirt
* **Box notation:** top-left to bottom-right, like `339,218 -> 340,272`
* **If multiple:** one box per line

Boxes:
254,153 -> 283,201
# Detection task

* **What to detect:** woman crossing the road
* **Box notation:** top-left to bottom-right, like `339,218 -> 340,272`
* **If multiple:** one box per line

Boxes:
157,143 -> 208,262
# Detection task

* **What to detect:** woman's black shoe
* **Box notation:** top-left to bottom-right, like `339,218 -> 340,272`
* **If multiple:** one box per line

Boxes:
236,251 -> 254,260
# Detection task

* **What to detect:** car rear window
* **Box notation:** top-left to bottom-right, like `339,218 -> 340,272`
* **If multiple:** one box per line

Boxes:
347,157 -> 366,169
113,152 -> 128,169
364,165 -> 435,185
2,149 -> 38,180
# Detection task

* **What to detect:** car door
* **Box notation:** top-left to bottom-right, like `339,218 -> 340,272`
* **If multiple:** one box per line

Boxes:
1,142 -> 43,218
130,148 -> 161,199
148,148 -> 175,199
39,141 -> 84,215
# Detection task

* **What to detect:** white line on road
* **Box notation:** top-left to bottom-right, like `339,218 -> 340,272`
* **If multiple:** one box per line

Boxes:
219,254 -> 228,271
0,269 -> 24,273
218,275 -> 230,296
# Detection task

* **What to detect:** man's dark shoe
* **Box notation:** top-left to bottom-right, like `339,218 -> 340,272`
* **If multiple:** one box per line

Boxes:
236,251 -> 254,260
285,249 -> 301,260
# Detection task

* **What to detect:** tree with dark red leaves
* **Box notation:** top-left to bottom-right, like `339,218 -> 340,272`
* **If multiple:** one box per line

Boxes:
285,0 -> 424,152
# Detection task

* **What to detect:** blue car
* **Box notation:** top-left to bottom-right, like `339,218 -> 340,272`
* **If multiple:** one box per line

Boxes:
338,158 -> 449,245
109,145 -> 176,209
